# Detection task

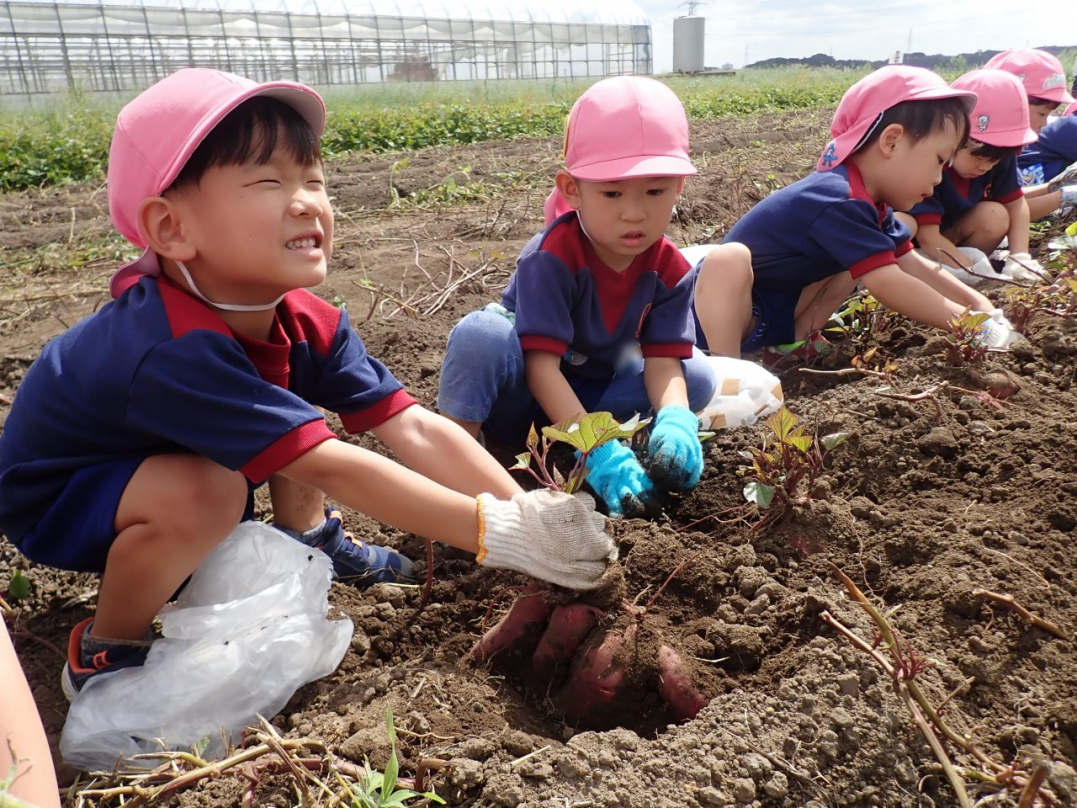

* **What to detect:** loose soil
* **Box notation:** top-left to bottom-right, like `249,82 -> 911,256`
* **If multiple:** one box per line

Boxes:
2,106 -> 1075,808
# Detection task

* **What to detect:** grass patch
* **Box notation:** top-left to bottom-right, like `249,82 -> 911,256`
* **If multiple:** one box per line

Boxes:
0,67 -> 867,193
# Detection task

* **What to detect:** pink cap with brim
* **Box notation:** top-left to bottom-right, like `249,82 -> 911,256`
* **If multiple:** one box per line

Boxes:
107,68 -> 326,299
984,49 -> 1075,106
817,65 -> 977,172
563,76 -> 696,181
953,69 -> 1038,148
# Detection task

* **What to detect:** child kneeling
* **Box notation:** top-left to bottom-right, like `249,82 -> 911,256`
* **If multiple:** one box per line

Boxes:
438,77 -> 724,518
692,66 -> 1018,363
0,69 -> 615,699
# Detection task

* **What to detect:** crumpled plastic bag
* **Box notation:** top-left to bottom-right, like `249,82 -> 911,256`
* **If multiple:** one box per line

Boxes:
696,355 -> 784,430
60,521 -> 353,771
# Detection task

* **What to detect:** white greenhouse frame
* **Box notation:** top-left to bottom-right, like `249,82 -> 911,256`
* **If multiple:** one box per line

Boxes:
0,0 -> 651,96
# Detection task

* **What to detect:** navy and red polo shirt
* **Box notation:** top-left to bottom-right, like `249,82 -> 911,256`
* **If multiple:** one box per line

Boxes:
1018,114 -> 1077,186
0,275 -> 414,544
721,162 -> 914,293
908,156 -> 1024,231
501,212 -> 696,381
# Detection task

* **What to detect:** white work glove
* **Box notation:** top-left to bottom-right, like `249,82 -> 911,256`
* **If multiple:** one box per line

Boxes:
476,490 -> 616,590
941,247 -> 992,286
970,309 -> 1019,350
1001,252 -> 1046,283
1047,162 -> 1077,192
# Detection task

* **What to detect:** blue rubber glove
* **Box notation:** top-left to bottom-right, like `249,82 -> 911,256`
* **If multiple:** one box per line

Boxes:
581,440 -> 655,518
647,405 -> 704,492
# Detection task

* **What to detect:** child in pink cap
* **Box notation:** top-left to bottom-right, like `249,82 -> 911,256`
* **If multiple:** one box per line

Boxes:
987,48 -> 1077,222
438,76 -> 736,517
0,69 -> 615,698
691,65 -> 1017,365
898,69 -> 1041,283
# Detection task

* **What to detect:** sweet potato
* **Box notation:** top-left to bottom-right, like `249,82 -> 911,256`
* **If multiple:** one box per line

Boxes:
560,623 -> 637,720
532,603 -> 602,680
968,367 -> 1021,400
470,588 -> 554,664
656,645 -> 707,721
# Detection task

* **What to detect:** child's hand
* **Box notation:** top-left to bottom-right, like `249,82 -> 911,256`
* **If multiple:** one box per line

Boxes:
581,441 -> 656,518
647,405 -> 704,492
477,490 -> 615,590
971,309 -> 1020,350
1047,162 -> 1077,192
1001,253 -> 1047,283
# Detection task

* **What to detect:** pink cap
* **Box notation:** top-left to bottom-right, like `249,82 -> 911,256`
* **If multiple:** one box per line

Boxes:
984,49 -> 1075,105
953,69 -> 1037,148
817,66 -> 977,172
107,68 -> 326,298
563,76 -> 696,181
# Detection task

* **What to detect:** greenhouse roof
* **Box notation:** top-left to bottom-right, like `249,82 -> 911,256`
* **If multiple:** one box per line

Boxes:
33,0 -> 650,25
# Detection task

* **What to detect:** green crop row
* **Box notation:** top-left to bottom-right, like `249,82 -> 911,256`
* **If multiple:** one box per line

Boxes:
0,68 -> 864,193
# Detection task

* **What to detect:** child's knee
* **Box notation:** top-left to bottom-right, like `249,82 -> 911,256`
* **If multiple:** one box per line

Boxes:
683,352 -> 718,412
124,455 -> 247,540
697,243 -> 753,296
977,201 -> 1009,239
446,309 -> 517,355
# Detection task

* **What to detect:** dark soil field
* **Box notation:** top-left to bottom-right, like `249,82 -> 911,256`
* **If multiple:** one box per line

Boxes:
2,106 -> 1075,808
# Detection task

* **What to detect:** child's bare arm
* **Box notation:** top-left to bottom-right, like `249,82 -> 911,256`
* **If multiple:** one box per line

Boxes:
643,356 -> 690,411
371,405 -> 521,499
861,261 -> 989,330
1003,196 -> 1031,255
915,224 -> 974,269
525,351 -> 588,424
279,438 -> 481,554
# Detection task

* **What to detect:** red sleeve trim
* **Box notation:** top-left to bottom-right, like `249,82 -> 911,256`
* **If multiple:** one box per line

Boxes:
641,342 -> 694,359
914,213 -> 943,226
995,188 -> 1024,205
894,240 -> 914,257
848,251 -> 898,279
339,389 -> 418,433
240,420 -> 336,483
520,335 -> 568,356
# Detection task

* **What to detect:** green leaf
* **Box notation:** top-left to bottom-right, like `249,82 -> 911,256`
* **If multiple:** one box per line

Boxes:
8,570 -> 30,600
743,481 -> 775,510
766,406 -> 798,442
526,424 -> 540,452
509,453 -> 532,471
1066,219 -> 1077,237
786,435 -> 812,453
820,432 -> 850,451
193,735 -> 212,758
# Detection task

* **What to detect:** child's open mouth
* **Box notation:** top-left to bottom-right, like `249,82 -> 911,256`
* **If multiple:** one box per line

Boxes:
286,235 -> 322,251
621,231 -> 645,247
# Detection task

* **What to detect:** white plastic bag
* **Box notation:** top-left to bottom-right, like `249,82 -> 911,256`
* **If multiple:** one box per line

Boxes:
696,356 -> 784,430
60,521 -> 353,771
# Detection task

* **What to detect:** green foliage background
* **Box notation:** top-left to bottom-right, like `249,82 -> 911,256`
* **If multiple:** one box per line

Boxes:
0,69 -> 862,192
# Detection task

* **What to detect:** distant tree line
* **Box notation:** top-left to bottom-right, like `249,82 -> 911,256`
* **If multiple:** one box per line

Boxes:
745,47 -> 1076,72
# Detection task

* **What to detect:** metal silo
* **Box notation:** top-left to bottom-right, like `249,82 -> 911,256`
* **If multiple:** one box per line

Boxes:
672,14 -> 704,73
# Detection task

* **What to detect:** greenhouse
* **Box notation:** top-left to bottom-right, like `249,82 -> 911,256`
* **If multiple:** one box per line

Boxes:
0,0 -> 652,96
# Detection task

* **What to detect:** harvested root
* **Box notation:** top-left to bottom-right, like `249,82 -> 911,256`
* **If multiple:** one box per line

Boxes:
470,586 -> 554,665
532,601 -> 602,680
656,645 -> 708,721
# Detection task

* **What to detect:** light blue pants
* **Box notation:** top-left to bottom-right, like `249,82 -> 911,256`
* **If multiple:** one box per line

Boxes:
437,307 -> 716,443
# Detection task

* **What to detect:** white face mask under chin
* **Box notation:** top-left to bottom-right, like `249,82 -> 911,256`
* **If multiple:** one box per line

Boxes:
175,260 -> 285,313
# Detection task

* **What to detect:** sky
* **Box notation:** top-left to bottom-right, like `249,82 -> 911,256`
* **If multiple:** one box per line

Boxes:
635,0 -> 1075,72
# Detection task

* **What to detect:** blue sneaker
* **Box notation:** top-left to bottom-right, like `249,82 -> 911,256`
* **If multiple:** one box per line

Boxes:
299,509 -> 416,587
61,617 -> 152,701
